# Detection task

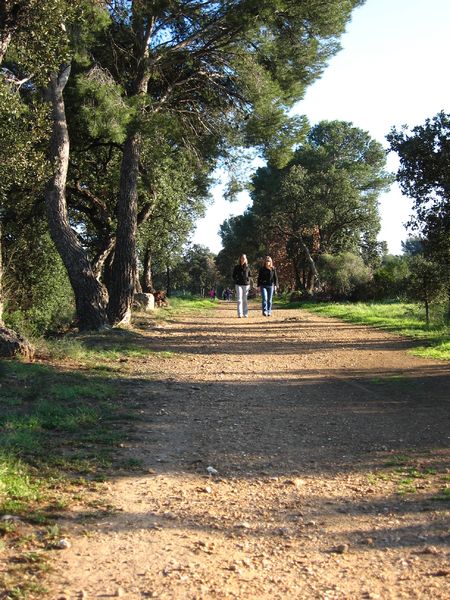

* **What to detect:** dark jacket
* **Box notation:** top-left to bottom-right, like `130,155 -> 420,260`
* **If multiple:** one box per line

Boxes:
257,266 -> 278,287
232,264 -> 251,285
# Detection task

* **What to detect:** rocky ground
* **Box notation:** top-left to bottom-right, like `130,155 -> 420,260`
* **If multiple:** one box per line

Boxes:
45,302 -> 449,599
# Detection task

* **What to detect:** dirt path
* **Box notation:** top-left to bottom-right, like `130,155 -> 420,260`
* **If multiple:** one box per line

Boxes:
48,303 -> 449,599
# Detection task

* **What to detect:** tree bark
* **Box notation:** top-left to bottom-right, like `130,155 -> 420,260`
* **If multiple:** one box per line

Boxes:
44,66 -> 109,330
0,31 -> 11,64
166,265 -> 172,297
296,233 -> 320,293
106,0 -> 152,325
92,236 -> 116,281
142,246 -> 153,292
107,131 -> 140,325
447,283 -> 450,324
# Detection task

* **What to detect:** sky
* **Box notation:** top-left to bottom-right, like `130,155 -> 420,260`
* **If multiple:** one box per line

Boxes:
191,0 -> 450,255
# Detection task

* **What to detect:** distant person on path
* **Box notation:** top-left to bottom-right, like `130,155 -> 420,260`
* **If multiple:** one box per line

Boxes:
224,287 -> 232,301
257,256 -> 278,316
232,254 -> 251,318
209,287 -> 216,301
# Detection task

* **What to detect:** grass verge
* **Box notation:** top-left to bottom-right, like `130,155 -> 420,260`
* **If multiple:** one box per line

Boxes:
158,296 -> 219,313
0,355 -> 141,598
281,301 -> 450,360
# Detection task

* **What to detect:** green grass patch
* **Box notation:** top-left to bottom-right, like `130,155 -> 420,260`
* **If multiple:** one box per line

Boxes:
431,487 -> 450,502
286,300 -> 450,360
0,343 -> 151,598
384,454 -> 411,467
369,450 -> 449,499
413,339 -> 450,361
0,360 -> 124,477
0,454 -> 42,513
156,296 -> 218,314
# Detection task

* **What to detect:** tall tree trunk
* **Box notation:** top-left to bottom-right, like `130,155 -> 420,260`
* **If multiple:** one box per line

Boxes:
107,132 -> 140,325
166,266 -> 172,297
306,270 -> 316,295
134,252 -> 143,294
0,31 -> 11,64
291,259 -> 302,290
44,66 -> 109,330
296,234 -> 320,292
0,222 -> 4,325
447,284 -> 450,324
142,246 -> 153,292
107,0 -> 152,325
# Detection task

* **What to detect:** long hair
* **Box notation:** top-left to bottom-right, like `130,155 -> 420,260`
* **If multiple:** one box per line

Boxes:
238,254 -> 248,265
263,255 -> 273,268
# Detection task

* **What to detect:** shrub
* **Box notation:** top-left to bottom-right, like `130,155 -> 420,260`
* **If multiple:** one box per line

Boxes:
3,225 -> 75,337
372,255 -> 410,300
318,253 -> 372,300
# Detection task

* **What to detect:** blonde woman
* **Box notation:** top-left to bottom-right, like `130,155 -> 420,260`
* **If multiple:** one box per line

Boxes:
257,256 -> 278,316
232,254 -> 251,318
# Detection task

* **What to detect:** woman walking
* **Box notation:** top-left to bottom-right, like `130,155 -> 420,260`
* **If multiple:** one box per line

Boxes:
232,254 -> 251,318
257,256 -> 278,316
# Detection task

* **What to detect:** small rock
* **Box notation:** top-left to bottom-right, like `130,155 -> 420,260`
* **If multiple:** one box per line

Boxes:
237,521 -> 251,529
1,515 -> 21,522
206,466 -> 218,476
331,544 -> 349,554
116,587 -> 125,597
284,477 -> 305,487
361,537 -> 374,545
418,545 -> 440,555
57,538 -> 72,549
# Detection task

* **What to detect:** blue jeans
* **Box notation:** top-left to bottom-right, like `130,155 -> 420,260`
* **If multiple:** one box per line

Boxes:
261,285 -> 274,315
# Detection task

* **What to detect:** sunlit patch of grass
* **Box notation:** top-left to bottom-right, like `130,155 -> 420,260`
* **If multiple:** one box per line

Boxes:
0,579 -> 48,599
398,478 -> 418,495
413,340 -> 450,360
0,454 -> 42,513
156,296 -> 218,317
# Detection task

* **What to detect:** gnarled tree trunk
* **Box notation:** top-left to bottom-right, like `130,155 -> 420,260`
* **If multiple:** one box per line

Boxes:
44,66 -> 109,330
